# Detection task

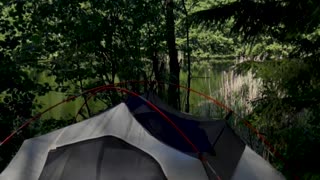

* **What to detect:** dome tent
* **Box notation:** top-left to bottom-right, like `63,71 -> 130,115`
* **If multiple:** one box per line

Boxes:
0,92 -> 286,180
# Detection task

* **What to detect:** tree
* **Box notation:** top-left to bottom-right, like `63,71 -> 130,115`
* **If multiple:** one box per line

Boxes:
165,0 -> 180,109
27,0 -> 168,105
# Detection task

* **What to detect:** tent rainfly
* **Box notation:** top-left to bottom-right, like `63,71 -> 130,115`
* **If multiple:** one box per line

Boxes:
0,93 -> 286,180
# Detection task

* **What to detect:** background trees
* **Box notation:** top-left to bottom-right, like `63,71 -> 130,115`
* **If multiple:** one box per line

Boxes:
0,0 -> 319,179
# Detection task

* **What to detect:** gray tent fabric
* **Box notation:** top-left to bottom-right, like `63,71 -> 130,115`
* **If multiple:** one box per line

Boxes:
38,136 -> 166,180
127,92 -> 286,180
232,146 -> 285,180
203,122 -> 246,180
0,103 -> 208,180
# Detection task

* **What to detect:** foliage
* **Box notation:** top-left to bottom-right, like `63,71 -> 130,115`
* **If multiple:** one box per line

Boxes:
191,0 -> 320,40
0,1 -> 51,170
1,0 -> 319,179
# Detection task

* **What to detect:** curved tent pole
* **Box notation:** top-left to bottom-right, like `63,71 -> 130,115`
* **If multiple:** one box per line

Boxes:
0,80 -> 296,179
154,81 -> 286,161
0,81 -> 145,147
0,95 -> 79,147
125,81 -> 287,161
0,85 -> 222,179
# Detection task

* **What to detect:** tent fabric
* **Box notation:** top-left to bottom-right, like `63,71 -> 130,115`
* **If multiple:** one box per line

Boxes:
0,103 -> 208,180
126,92 -> 285,180
232,146 -> 286,180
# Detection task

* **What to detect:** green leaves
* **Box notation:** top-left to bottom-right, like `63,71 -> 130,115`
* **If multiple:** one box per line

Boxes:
191,0 -> 320,42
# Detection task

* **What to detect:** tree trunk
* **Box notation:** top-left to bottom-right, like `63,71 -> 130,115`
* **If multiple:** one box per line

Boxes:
165,0 -> 180,110
152,50 -> 160,82
158,61 -> 166,98
182,0 -> 191,113
151,49 -> 165,97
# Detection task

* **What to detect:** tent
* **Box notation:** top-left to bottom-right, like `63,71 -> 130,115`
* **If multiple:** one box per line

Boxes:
0,92 -> 286,180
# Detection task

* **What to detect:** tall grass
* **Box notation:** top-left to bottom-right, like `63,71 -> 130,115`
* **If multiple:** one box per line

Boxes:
218,69 -> 261,116
180,59 -> 261,118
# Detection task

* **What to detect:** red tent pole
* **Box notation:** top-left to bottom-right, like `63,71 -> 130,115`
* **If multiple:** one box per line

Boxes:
1,80 -> 295,179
